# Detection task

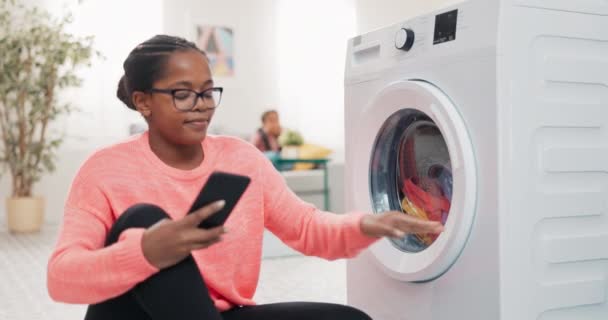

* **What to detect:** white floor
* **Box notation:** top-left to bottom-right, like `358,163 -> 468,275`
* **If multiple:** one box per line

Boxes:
0,225 -> 347,320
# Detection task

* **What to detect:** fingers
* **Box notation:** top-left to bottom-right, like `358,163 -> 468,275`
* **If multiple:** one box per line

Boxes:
179,200 -> 225,228
189,237 -> 223,251
189,225 -> 226,243
395,214 -> 444,234
380,222 -> 405,238
377,211 -> 444,238
174,204 -> 227,253
182,225 -> 226,250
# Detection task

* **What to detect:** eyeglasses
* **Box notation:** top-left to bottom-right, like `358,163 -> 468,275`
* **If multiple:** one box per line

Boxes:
148,87 -> 223,112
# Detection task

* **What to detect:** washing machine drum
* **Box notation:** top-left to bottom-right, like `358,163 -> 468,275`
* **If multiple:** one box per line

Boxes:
366,80 -> 476,282
371,111 -> 453,252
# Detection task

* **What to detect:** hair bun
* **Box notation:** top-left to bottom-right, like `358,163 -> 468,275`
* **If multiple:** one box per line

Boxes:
116,75 -> 136,110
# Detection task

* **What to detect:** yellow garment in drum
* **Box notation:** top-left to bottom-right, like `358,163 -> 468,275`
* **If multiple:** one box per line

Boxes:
401,197 -> 434,245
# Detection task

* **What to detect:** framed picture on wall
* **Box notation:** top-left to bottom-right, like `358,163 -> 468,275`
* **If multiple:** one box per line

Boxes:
196,25 -> 234,77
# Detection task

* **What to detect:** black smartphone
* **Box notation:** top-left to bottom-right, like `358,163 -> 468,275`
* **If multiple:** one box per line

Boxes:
188,171 -> 251,229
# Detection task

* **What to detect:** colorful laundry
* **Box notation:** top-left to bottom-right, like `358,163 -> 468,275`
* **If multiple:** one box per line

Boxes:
400,176 -> 452,246
401,197 -> 435,245
403,178 -> 450,221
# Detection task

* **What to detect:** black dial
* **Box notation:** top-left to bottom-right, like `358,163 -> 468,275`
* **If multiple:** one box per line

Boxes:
395,28 -> 415,51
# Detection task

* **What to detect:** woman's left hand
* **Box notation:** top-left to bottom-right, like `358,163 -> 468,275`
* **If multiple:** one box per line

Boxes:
360,211 -> 444,239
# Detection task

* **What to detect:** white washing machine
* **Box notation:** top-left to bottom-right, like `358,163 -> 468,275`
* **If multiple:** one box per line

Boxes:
344,1 -> 608,319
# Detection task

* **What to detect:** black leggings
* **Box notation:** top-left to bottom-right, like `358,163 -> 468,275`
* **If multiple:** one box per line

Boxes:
84,204 -> 372,320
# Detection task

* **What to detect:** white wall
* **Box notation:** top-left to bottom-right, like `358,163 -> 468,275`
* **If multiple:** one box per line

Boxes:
163,0 -> 279,138
2,0 -> 279,225
274,0 -> 461,162
1,0 -> 164,224
276,0 -> 357,162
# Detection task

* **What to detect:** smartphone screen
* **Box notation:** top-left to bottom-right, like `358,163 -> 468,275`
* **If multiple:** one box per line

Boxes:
188,171 -> 251,229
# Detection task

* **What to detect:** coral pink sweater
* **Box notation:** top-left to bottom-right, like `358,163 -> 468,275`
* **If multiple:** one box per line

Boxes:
47,132 -> 377,311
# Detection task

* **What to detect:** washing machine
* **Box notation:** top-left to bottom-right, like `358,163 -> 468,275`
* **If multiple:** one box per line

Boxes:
344,1 -> 608,319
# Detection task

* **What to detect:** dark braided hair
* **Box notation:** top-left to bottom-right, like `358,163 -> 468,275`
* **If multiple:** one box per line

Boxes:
117,35 -> 207,110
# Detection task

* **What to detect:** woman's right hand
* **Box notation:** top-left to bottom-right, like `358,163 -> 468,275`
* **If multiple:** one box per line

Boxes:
142,200 -> 226,269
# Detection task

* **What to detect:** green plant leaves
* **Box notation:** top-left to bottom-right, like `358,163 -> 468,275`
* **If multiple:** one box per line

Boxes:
279,129 -> 304,147
0,0 -> 97,196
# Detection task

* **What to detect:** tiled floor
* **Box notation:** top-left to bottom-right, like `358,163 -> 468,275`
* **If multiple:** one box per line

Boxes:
0,225 -> 346,320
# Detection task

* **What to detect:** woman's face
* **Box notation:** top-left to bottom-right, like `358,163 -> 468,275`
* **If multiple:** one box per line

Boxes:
144,49 -> 215,145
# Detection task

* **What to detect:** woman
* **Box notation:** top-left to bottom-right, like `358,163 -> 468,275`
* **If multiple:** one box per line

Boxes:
47,35 -> 443,320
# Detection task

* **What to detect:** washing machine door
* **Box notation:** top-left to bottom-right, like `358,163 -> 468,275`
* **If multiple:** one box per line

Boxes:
361,80 -> 476,282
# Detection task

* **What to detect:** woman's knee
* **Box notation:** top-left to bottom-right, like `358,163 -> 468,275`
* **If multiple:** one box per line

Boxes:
327,304 -> 372,320
106,204 -> 170,245
119,204 -> 169,226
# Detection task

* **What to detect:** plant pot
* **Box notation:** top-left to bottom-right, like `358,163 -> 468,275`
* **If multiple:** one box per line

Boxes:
281,146 -> 300,159
6,197 -> 44,233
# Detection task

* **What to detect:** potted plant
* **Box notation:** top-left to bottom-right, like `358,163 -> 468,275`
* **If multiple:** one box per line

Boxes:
0,0 -> 96,232
278,129 -> 304,159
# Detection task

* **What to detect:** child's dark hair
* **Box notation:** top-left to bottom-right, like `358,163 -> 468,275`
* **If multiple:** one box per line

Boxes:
261,110 -> 278,123
117,35 -> 207,110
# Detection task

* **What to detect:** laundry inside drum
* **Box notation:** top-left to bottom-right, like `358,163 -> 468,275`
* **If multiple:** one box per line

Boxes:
396,120 -> 452,249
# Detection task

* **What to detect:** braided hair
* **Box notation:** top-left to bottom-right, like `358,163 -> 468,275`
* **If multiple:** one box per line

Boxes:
116,35 -> 207,110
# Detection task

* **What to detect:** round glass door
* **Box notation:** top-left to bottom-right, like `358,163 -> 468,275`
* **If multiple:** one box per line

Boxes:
370,109 -> 453,253
360,80 -> 476,282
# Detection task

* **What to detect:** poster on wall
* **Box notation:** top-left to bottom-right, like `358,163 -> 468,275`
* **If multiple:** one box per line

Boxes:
196,25 -> 234,77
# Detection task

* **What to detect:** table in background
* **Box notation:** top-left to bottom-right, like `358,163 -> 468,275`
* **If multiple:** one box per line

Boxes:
271,158 -> 330,211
